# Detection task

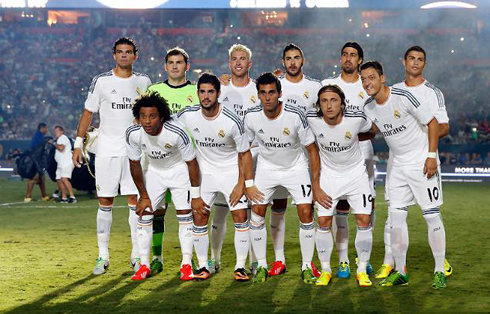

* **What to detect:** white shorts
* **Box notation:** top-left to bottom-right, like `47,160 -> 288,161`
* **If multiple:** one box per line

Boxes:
387,164 -> 443,210
360,140 -> 376,197
254,167 -> 311,205
145,164 -> 191,211
95,156 -> 138,198
317,170 -> 373,217
56,163 -> 74,180
202,171 -> 248,211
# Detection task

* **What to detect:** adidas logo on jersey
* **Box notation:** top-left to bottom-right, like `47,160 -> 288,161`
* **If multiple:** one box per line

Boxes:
258,129 -> 264,134
193,128 -> 200,133
110,89 -> 117,94
318,133 -> 324,138
223,97 -> 229,102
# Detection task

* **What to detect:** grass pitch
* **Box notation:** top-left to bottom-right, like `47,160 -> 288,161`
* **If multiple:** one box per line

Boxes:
0,178 -> 489,313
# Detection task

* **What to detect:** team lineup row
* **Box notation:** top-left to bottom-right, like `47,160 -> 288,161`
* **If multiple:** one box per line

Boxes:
71,38 -> 452,289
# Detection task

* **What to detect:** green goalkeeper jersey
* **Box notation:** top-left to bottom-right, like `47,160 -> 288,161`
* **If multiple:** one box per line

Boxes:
147,80 -> 197,114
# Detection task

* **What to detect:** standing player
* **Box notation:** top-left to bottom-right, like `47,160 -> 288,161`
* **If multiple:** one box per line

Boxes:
264,43 -> 322,277
375,45 -> 452,279
307,85 -> 374,287
209,44 -> 260,273
361,61 -> 448,289
245,73 -> 327,283
321,42 -> 375,278
126,92 -> 202,281
73,37 -> 152,275
146,47 -> 197,274
53,125 -> 76,203
177,73 -> 262,281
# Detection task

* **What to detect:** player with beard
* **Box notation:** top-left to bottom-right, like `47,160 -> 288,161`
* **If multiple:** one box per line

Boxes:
321,42 -> 375,278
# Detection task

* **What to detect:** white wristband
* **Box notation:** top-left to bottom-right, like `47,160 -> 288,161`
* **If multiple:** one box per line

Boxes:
245,179 -> 254,188
427,152 -> 437,159
190,186 -> 200,199
74,136 -> 84,149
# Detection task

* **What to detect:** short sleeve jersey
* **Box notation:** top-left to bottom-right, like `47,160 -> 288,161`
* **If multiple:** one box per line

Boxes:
244,104 -> 315,171
84,70 -> 152,157
55,134 -> 73,167
307,110 -> 372,176
176,105 -> 250,174
126,120 -> 196,171
321,75 -> 368,113
147,80 -> 197,114
219,79 -> 259,119
279,75 -> 322,113
363,87 -> 436,166
393,80 -> 448,124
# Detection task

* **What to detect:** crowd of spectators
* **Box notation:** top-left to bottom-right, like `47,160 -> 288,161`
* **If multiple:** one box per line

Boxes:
0,10 -> 488,161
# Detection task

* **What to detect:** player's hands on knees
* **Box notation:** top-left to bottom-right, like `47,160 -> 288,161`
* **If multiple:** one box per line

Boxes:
136,197 -> 153,218
423,157 -> 438,179
313,186 -> 333,209
219,74 -> 231,86
230,183 -> 245,207
73,148 -> 83,168
246,186 -> 264,204
192,197 -> 210,217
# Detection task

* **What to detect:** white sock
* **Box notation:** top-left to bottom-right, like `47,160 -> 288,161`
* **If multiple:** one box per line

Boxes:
390,207 -> 409,275
210,203 -> 228,263
234,222 -> 250,270
335,212 -> 350,264
250,212 -> 267,268
192,224 -> 209,270
128,205 -> 139,261
370,209 -> 376,229
423,209 -> 446,273
316,226 -> 333,273
177,212 -> 194,266
383,209 -> 394,266
355,225 -> 373,274
247,208 -> 257,267
270,208 -> 286,263
137,215 -> 153,268
97,205 -> 113,260
299,221 -> 315,271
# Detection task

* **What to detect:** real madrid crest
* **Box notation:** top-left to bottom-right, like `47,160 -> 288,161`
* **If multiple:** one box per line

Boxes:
250,95 -> 256,104
358,91 -> 364,99
394,110 -> 401,119
187,95 -> 194,103
164,143 -> 172,149
345,131 -> 352,140
303,91 -> 310,99
218,129 -> 226,138
283,127 -> 290,136
136,87 -> 141,95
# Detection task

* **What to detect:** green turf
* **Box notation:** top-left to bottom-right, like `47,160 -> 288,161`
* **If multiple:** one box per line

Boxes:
0,178 -> 489,313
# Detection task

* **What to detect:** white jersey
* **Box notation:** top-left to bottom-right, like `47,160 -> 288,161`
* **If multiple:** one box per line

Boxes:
244,103 -> 315,171
54,134 -> 73,167
219,79 -> 259,119
321,75 -> 367,113
393,80 -> 448,124
84,70 -> 152,157
125,120 -> 196,171
307,110 -> 372,176
364,87 -> 436,166
177,104 -> 250,174
279,75 -> 322,113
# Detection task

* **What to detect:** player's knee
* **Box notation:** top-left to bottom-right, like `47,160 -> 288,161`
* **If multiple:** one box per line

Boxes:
318,216 -> 333,228
231,209 -> 248,223
99,197 -> 114,207
297,205 -> 313,223
355,214 -> 370,228
422,208 -> 442,223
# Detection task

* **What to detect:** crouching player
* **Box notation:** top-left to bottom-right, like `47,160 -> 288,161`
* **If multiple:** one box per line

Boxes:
126,91 -> 205,281
307,85 -> 374,287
